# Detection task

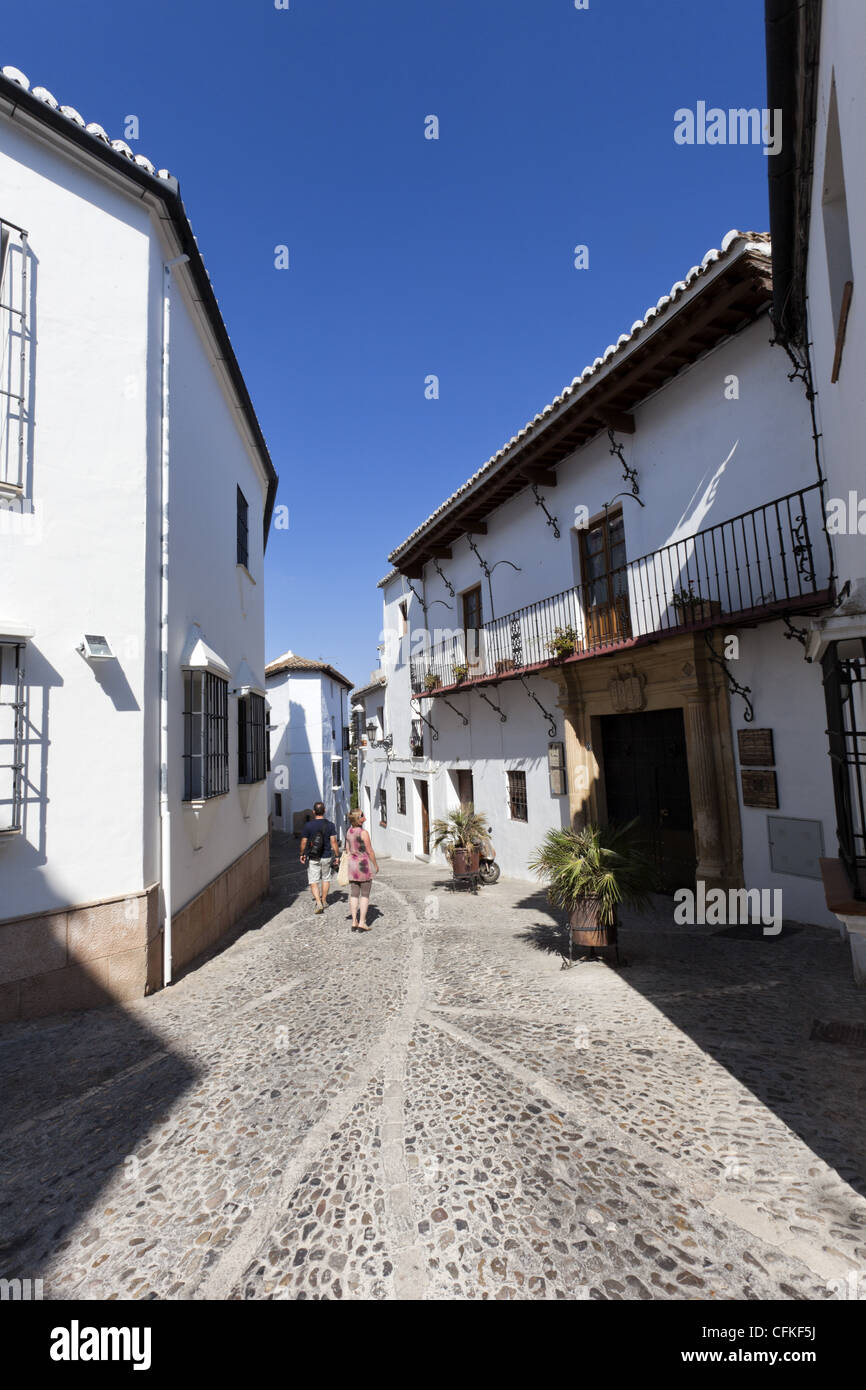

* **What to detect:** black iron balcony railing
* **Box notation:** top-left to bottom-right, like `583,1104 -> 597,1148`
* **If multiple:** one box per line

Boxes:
411,484 -> 830,694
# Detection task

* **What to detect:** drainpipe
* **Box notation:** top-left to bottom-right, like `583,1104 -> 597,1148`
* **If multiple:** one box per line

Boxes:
159,253 -> 189,988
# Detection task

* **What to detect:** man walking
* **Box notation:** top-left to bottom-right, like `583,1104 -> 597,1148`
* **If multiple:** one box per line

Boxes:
299,801 -> 340,914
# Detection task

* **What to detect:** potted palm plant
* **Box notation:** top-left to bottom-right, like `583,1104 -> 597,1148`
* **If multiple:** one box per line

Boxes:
529,820 -> 656,950
432,804 -> 488,876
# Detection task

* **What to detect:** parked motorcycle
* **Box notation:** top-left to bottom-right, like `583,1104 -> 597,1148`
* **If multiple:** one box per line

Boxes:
475,828 -> 501,884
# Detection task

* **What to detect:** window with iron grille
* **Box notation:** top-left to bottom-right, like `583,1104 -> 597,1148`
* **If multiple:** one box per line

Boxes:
184,670 -> 229,800
0,218 -> 29,494
507,770 -> 528,822
332,758 -> 343,789
822,638 -> 866,897
410,718 -> 424,757
0,640 -> 26,832
343,725 -> 351,751
236,486 -> 249,569
396,777 -> 406,815
238,691 -> 267,784
379,788 -> 387,825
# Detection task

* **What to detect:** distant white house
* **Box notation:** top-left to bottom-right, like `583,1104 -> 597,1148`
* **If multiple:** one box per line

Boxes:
266,653 -> 353,838
0,66 -> 278,1019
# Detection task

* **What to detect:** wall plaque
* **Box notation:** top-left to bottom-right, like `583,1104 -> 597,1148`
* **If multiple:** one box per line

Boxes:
738,728 -> 775,767
741,769 -> 778,808
609,667 -> 647,713
548,741 -> 566,796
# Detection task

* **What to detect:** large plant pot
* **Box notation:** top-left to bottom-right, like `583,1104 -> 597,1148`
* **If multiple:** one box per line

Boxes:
569,895 -> 618,948
452,847 -> 481,876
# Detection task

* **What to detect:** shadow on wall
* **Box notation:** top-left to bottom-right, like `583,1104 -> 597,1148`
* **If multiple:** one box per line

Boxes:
5,641 -> 63,874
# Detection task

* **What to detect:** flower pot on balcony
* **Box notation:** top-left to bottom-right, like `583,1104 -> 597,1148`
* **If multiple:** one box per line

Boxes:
495,658 -> 515,675
423,673 -> 440,691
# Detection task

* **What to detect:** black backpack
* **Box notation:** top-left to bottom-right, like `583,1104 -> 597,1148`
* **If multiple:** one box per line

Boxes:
307,825 -> 325,860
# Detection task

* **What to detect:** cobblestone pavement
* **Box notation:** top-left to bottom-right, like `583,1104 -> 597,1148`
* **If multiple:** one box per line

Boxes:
2,832 -> 866,1301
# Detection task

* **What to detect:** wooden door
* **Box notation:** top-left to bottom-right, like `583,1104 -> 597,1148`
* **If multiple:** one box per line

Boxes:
580,511 -> 631,644
457,769 -> 474,808
600,709 -> 696,892
462,585 -> 483,668
417,780 -> 430,855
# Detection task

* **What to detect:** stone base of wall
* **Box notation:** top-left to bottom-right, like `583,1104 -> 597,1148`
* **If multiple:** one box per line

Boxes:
170,832 -> 270,976
0,885 -> 161,1024
0,834 -> 271,1024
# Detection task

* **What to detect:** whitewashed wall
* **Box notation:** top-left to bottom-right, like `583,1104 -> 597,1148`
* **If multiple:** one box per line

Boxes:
805,0 -> 866,593
267,671 -> 350,837
362,308 -> 839,922
0,115 -> 272,929
0,121 -> 152,917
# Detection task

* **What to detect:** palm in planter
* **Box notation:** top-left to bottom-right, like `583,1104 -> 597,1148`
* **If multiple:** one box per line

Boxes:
529,820 -> 656,949
432,804 -> 488,875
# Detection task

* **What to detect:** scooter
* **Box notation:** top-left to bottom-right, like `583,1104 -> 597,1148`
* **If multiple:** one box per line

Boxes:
476,828 -> 501,884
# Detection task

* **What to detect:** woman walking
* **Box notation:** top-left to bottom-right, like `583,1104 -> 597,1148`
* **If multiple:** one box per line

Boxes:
345,808 -> 379,931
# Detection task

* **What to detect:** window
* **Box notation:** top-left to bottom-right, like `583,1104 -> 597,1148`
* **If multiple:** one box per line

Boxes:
396,776 -> 406,815
379,788 -> 387,825
332,758 -> 343,789
0,218 -> 29,494
183,671 -> 229,800
822,638 -> 866,896
579,509 -> 631,643
462,585 -> 483,665
822,78 -> 854,382
507,770 -> 528,822
399,600 -> 409,635
274,792 -> 283,818
0,640 -> 25,832
410,718 -> 424,757
238,692 -> 267,784
376,705 -> 385,738
236,486 -> 249,568
342,725 -> 351,751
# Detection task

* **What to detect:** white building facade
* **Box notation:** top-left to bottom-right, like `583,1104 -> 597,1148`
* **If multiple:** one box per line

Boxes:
266,654 -> 352,838
765,0 -> 866,974
359,231 -> 843,930
0,67 -> 277,1019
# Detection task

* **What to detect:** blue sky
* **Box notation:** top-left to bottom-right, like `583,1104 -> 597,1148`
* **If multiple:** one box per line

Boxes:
4,0 -> 772,686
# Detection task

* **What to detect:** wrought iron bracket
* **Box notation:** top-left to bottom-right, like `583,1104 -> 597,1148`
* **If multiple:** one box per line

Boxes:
782,614 -> 812,659
476,689 -> 507,722
520,676 -> 557,738
466,534 -> 492,580
440,695 -> 469,726
404,580 -> 427,617
608,428 -> 642,503
433,560 -> 455,598
531,483 -> 561,540
704,631 -> 754,722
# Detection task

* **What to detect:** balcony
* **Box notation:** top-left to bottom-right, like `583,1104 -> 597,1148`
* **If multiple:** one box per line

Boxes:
410,484 -> 831,695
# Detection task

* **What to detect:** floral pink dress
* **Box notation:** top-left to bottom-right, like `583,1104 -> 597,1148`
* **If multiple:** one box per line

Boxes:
347,826 -> 372,882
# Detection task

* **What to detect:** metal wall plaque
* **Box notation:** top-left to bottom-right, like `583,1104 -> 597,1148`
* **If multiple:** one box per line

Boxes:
741,769 -> 778,808
738,727 -> 775,766
768,815 -> 825,879
548,742 -> 566,796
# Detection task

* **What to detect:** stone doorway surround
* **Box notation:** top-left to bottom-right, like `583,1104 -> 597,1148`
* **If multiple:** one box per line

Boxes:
541,631 -> 744,892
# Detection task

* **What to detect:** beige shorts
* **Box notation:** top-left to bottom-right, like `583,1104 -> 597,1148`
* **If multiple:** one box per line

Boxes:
307,858 -> 332,884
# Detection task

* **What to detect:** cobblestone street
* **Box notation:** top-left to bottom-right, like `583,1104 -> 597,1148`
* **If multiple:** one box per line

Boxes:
2,832 -> 866,1302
